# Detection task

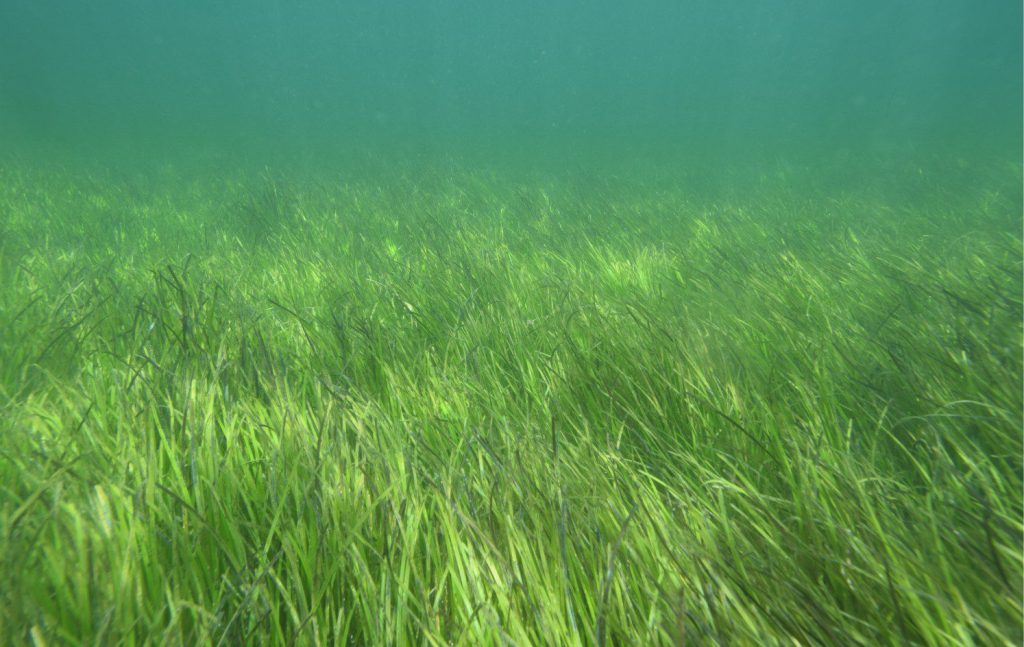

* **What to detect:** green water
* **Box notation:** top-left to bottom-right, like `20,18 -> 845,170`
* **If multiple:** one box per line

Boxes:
1,0 -> 1020,171
0,2 -> 1021,645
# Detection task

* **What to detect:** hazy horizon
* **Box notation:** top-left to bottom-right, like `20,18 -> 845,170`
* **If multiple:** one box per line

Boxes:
1,0 -> 1019,173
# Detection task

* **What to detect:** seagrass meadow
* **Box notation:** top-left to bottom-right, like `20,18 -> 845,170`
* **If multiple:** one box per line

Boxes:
0,157 -> 1020,645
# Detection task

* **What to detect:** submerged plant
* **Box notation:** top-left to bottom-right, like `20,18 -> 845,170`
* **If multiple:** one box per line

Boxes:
0,160 -> 1020,645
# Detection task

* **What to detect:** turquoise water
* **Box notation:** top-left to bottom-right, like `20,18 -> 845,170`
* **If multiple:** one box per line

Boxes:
1,1 -> 1020,172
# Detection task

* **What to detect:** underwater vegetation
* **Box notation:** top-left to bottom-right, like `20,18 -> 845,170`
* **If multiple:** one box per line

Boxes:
0,160 -> 1020,645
